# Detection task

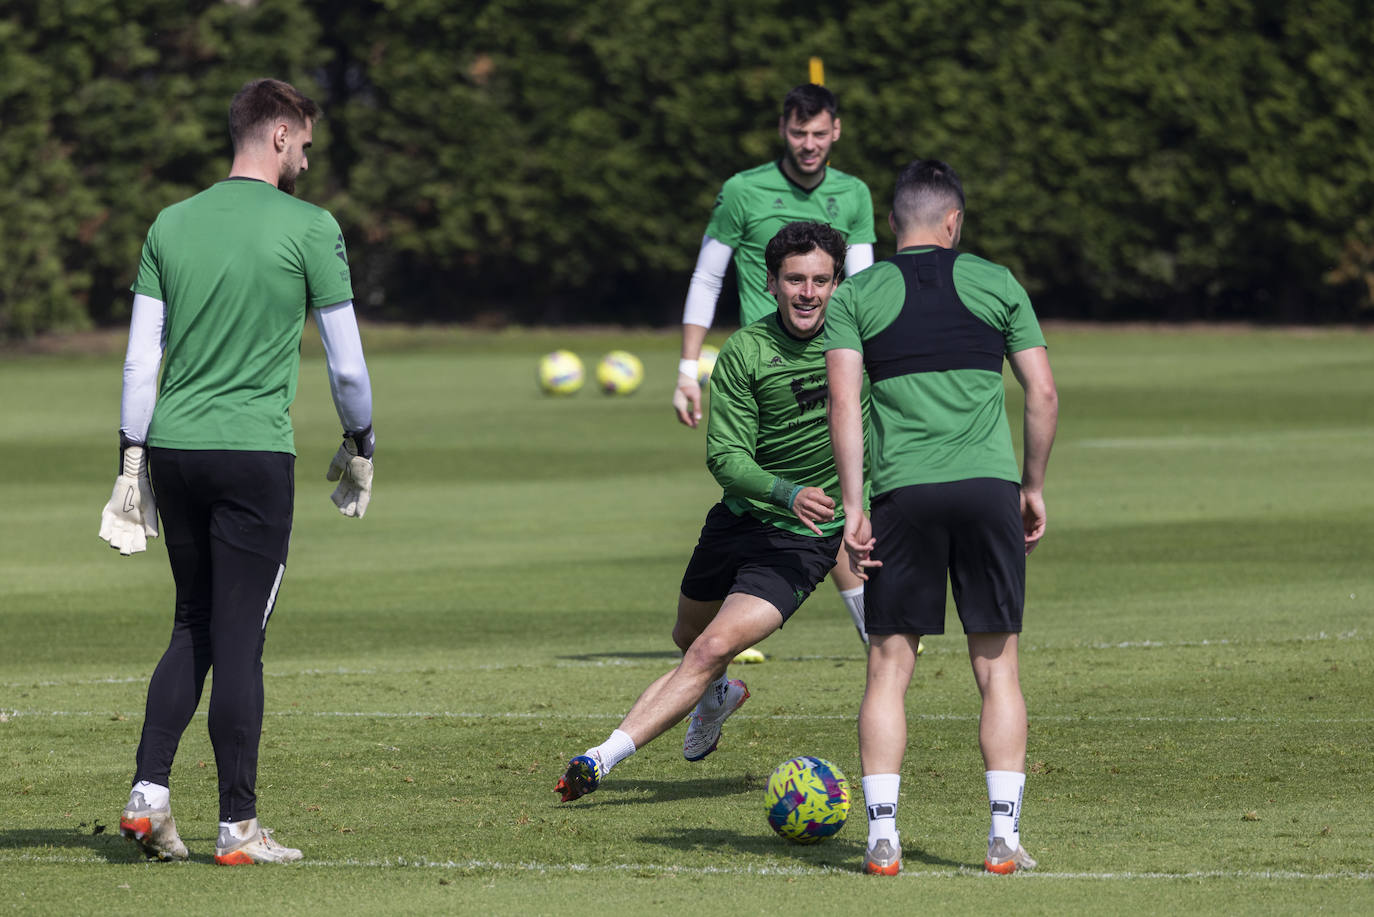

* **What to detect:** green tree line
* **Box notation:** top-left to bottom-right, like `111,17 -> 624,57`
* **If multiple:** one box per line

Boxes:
3,0 -> 1372,338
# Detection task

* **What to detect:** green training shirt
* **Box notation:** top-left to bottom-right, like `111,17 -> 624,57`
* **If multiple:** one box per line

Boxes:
824,246 -> 1045,496
132,179 -> 354,454
705,161 -> 875,326
706,312 -> 862,536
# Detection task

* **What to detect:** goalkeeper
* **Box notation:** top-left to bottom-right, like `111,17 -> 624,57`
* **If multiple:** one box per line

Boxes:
98,79 -> 374,866
557,221 -> 865,802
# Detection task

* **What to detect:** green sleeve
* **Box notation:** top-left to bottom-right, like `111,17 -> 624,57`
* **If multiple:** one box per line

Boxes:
706,335 -> 801,508
704,177 -> 747,249
304,210 -> 354,309
847,179 -> 877,246
1000,270 -> 1045,353
822,279 -> 863,354
130,222 -> 163,300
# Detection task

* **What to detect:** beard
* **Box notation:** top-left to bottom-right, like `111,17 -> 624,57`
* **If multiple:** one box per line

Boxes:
278,161 -> 301,196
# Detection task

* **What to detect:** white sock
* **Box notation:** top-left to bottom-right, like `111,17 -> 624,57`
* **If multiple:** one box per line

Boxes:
219,818 -> 257,841
986,770 -> 1025,849
696,674 -> 730,713
839,586 -> 868,643
861,773 -> 901,845
588,729 -> 637,774
130,780 -> 169,810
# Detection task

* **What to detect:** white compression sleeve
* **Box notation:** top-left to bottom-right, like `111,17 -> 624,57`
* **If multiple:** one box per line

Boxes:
845,243 -> 875,277
681,236 -> 735,328
315,301 -> 373,433
120,293 -> 165,443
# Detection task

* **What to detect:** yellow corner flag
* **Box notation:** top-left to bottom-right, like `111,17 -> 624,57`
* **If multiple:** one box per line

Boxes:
809,57 -> 825,86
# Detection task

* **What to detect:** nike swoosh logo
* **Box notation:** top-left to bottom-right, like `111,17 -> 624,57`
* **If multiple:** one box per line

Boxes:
123,488 -> 136,513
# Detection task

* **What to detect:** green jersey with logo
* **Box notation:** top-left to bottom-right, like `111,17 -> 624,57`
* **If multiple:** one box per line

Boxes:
705,161 -> 875,326
132,179 -> 354,454
824,246 -> 1045,496
707,313 -> 864,536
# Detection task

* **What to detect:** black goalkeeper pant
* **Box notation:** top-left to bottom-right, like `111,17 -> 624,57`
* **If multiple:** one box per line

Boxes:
133,448 -> 294,823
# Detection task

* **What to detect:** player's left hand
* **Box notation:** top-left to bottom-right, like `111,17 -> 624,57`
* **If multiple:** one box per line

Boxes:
98,442 -> 158,555
327,426 -> 375,518
790,486 -> 835,536
1020,487 -> 1046,555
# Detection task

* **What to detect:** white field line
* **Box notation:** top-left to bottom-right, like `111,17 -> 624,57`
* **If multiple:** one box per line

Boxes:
4,852 -> 1372,881
0,629 -> 1361,691
5,709 -> 1374,725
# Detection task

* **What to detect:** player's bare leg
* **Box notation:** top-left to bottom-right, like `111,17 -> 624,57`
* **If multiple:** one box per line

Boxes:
557,594 -> 780,801
858,632 -> 920,874
621,594 -> 779,748
968,632 -> 1034,873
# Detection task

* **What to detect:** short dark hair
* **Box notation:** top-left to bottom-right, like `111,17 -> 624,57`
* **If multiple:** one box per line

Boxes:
892,159 -> 965,233
765,221 -> 848,277
229,79 -> 321,152
781,83 -> 838,124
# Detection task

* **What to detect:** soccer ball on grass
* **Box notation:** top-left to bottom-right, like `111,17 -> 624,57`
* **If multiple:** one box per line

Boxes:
697,344 -> 719,387
538,350 -> 584,395
764,756 -> 850,844
596,350 -> 644,395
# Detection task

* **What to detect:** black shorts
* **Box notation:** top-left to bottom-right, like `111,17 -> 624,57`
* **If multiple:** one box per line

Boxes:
865,479 -> 1024,636
680,503 -> 841,622
149,448 -> 295,564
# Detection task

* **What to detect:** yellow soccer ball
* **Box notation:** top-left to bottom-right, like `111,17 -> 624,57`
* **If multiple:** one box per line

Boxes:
697,345 -> 719,387
596,350 -> 644,396
538,349 -> 584,395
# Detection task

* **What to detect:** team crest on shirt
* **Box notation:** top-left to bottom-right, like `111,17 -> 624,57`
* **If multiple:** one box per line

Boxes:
826,197 -> 839,219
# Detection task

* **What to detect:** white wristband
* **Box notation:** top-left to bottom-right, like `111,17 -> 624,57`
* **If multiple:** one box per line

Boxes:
678,359 -> 699,380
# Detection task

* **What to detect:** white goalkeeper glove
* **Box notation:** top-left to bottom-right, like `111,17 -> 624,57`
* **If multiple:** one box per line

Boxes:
99,437 -> 158,555
327,425 -> 374,518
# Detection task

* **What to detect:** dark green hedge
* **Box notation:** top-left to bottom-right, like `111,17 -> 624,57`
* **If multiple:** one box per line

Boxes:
3,0 -> 1371,336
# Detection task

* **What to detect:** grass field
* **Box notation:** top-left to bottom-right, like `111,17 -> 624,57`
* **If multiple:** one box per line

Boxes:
2,324 -> 1371,915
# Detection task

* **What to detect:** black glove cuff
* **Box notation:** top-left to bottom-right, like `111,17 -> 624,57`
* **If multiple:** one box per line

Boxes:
345,424 -> 375,460
117,432 -> 141,472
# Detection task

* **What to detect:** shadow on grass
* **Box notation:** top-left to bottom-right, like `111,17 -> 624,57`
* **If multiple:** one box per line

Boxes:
637,826 -> 966,869
556,775 -> 759,807
0,825 -> 219,865
555,651 -> 681,662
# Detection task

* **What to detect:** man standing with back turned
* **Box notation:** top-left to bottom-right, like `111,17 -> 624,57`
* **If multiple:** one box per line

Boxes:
99,78 -> 376,865
825,159 -> 1058,876
674,82 -> 877,645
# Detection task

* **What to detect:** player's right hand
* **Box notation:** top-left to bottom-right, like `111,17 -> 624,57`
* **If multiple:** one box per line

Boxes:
673,374 -> 703,428
98,443 -> 158,556
842,512 -> 882,580
790,486 -> 835,536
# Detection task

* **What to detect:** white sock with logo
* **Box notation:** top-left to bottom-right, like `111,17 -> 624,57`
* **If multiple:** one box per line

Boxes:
839,586 -> 868,643
861,773 -> 901,845
129,780 -> 169,811
696,674 -> 730,713
588,729 -> 637,774
986,770 -> 1025,849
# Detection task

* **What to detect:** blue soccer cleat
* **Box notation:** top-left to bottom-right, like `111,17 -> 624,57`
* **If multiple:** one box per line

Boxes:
555,753 -> 603,802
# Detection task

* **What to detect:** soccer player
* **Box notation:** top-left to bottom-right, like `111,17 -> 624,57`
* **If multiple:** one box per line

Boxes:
98,78 -> 376,865
673,82 -> 877,645
557,221 -> 863,802
825,159 -> 1058,876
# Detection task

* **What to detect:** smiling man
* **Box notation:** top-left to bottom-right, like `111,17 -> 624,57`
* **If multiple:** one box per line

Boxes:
557,222 -> 866,803
672,83 -> 878,646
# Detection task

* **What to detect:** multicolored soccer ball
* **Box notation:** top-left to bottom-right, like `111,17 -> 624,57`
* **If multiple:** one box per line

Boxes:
595,350 -> 644,395
537,350 -> 584,395
697,344 -> 719,387
765,756 -> 851,844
